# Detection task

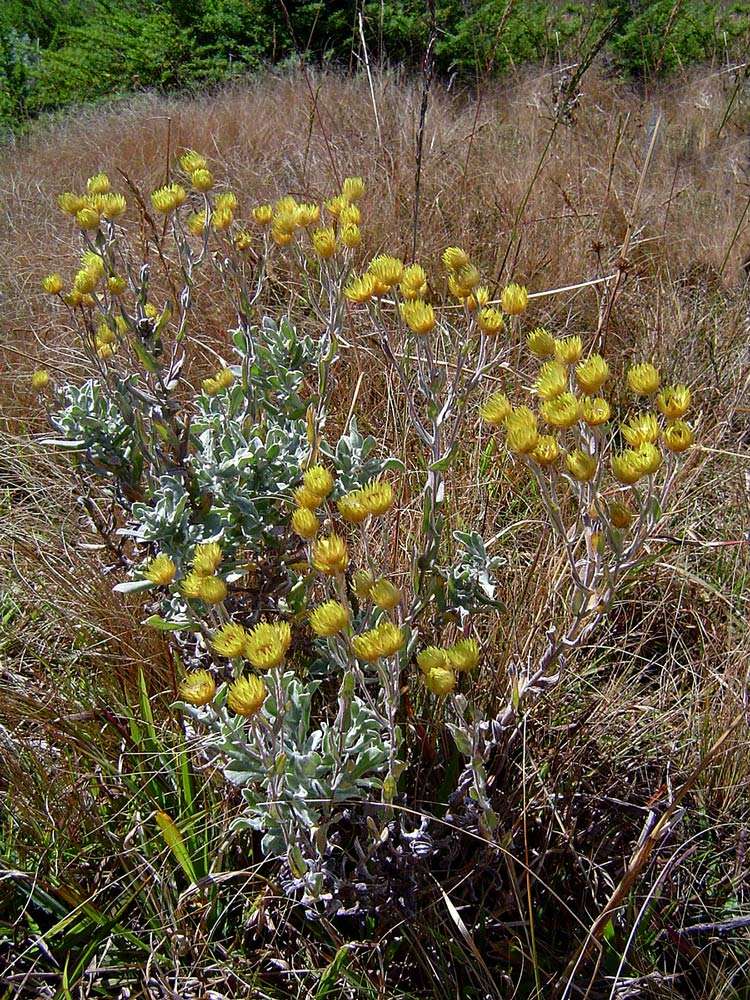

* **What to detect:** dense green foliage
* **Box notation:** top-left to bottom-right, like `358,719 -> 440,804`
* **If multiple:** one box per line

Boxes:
1,1 -> 748,130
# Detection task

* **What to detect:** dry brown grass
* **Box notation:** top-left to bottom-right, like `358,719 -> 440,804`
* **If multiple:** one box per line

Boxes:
1,64 -> 750,998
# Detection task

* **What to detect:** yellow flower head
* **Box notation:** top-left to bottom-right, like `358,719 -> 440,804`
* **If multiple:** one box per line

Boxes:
233,229 -> 252,251
527,327 -> 556,358
352,622 -> 405,661
245,621 -> 292,670
554,335 -> 583,365
108,275 -> 127,295
150,183 -> 187,214
311,226 -> 336,258
663,419 -> 694,453
216,192 -> 239,214
500,283 -> 529,315
450,265 -> 481,298
637,441 -> 662,475
58,192 -> 85,215
466,285 -> 490,311
352,569 -> 375,600
291,506 -> 319,540
325,194 -> 347,218
312,534 -> 349,575
179,670 -> 216,707
86,173 -> 110,195
30,369 -> 50,392
400,264 -> 428,300
339,202 -> 360,226
424,666 -> 456,696
565,449 -> 597,482
42,273 -> 64,295
576,354 -> 609,394
342,176 -> 365,201
252,204 -> 273,225
532,435 -> 560,467
627,362 -> 661,395
227,674 -> 266,717
344,273 -> 376,304
361,479 -> 394,516
309,600 -> 350,637
341,223 -> 361,248
212,622 -> 250,658
417,647 -> 448,673
541,393 -> 581,429
400,299 -> 436,335
368,255 -> 404,288
441,246 -> 470,272
76,207 -> 101,230
581,396 -> 611,427
187,211 -> 207,236
370,579 -> 401,611
97,192 -> 127,219
479,392 -> 511,428
337,491 -> 370,524
73,269 -> 98,295
82,252 -> 105,278
535,360 -> 568,400
447,639 -> 480,672
621,412 -> 660,448
179,149 -> 207,175
190,168 -> 213,192
142,553 -> 176,586
657,384 -> 691,420
303,465 -> 334,501
611,450 -> 647,485
477,307 -> 505,337
192,542 -> 223,577
212,206 -> 234,232
608,500 -> 634,529
96,342 -> 115,360
505,406 -> 539,454
294,485 -> 322,510
198,576 -> 228,604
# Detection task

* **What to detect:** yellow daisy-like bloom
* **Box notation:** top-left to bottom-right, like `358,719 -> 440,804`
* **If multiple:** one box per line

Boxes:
341,223 -> 361,248
270,212 -> 295,245
108,275 -> 127,295
339,202 -> 360,226
212,622 -> 250,658
95,323 -> 116,347
202,376 -> 220,396
309,600 -> 350,637
441,246 -> 470,272
179,670 -> 216,707
352,622 -> 405,662
370,579 -> 401,611
375,622 -> 406,657
198,576 -> 228,604
575,354 -> 609,394
417,647 -> 448,673
535,360 -> 568,400
505,406 -> 540,454
450,265 -> 481,298
296,202 -> 321,227
97,192 -> 127,218
58,191 -> 85,215
352,569 -> 375,600
30,370 -> 50,391
657,384 -> 691,419
150,183 -> 187,214
368,254 -> 404,288
245,621 -> 292,670
609,500 -> 634,529
500,283 -> 529,315
337,492 -> 370,524
234,229 -> 252,251
342,176 -> 365,201
180,571 -> 205,599
179,149 -> 207,174
663,419 -> 694,453
192,542 -> 223,577
294,485 -> 322,510
216,192 -> 238,213
344,273 -> 377,304
213,368 -> 233,389
81,251 -> 103,276
532,434 -> 560,466
325,194 -> 347,218
190,168 -> 214,192
42,273 -> 64,295
73,269 -> 98,295
400,264 -> 428,300
361,479 -> 394,516
554,335 -> 583,365
565,449 -> 597,482
252,203 -> 273,225
187,211 -> 207,236
86,173 -> 110,195
424,666 -> 456,696
312,226 -> 337,258
611,450 -> 647,485
291,506 -> 319,540
212,207 -> 234,232
303,465 -> 334,501
627,362 -> 661,395
227,674 -> 266,717
541,393 -> 581,429
581,396 -> 611,426
312,534 -> 349,575
64,290 -> 83,307
480,391 -> 512,427
622,413 -> 660,448
527,327 -> 556,358
400,299 -> 436,335
76,207 -> 101,230
477,307 -> 505,336
351,628 -> 383,662
447,638 -> 480,672
637,442 -> 662,475
466,285 -> 490,311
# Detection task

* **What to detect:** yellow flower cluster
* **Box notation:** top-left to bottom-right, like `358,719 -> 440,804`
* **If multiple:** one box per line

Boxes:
213,619 -> 292,669
417,639 -> 480,695
227,674 -> 266,717
144,553 -> 176,586
309,600 -> 350,637
290,464 -> 335,540
202,367 -> 235,396
351,621 -> 405,661
150,183 -> 187,215
58,174 -> 127,229
179,670 -> 216,707
337,480 -> 394,523
181,542 -> 227,603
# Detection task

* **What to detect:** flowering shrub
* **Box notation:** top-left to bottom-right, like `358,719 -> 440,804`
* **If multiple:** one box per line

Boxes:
33,153 -> 697,909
